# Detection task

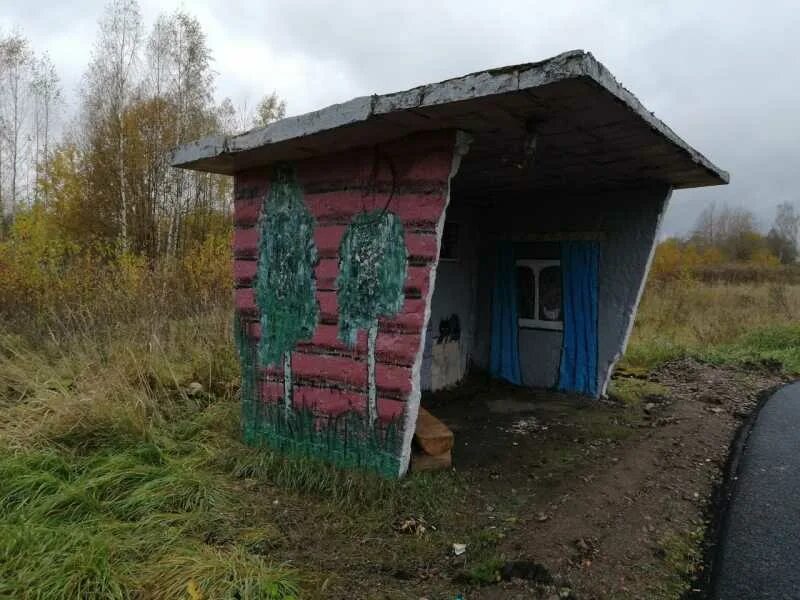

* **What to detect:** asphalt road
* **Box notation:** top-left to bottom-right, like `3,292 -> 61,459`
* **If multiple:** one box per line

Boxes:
713,381 -> 800,599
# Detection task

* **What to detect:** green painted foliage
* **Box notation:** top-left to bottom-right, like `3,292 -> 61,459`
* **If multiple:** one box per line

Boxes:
336,211 -> 407,346
242,200 -> 408,476
240,305 -> 403,476
235,314 -> 260,445
244,403 -> 402,478
254,166 -> 319,366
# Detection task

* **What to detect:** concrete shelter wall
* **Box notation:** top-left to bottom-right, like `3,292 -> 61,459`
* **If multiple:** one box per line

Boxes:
596,188 -> 672,393
232,130 -> 470,476
465,186 -> 671,395
422,203 -> 480,391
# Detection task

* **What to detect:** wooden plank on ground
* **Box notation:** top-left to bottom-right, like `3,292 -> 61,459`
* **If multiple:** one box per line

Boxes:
414,407 -> 454,456
411,449 -> 452,472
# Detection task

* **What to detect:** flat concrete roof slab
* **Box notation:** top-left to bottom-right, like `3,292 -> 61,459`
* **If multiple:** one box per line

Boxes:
170,50 -> 728,191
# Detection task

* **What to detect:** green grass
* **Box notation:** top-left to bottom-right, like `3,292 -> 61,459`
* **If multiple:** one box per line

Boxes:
0,311 -> 296,599
703,324 -> 800,373
620,338 -> 689,373
624,323 -> 800,375
0,396 -> 460,599
462,557 -> 505,586
646,524 -> 706,599
608,378 -> 669,407
0,435 -> 298,599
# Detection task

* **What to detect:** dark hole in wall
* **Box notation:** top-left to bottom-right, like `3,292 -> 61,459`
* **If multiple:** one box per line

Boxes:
438,314 -> 460,343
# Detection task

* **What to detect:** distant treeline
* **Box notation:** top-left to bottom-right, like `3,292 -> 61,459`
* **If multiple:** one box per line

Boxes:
652,202 -> 800,282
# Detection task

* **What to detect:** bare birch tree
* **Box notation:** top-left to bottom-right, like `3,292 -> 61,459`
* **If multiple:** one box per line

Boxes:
30,54 -> 62,206
84,0 -> 142,251
0,33 -> 34,219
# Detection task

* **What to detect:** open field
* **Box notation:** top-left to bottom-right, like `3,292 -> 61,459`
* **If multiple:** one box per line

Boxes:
1,279 -> 798,599
624,280 -> 800,374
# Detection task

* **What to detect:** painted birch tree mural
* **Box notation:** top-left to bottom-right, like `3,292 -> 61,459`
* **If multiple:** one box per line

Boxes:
337,211 -> 407,426
255,165 -> 319,413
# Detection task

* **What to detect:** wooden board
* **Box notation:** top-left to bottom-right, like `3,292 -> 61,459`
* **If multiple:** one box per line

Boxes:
414,407 -> 454,456
411,449 -> 452,472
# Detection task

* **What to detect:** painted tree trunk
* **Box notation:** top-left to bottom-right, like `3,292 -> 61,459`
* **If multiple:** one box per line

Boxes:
367,322 -> 379,427
234,315 -> 258,444
283,351 -> 292,415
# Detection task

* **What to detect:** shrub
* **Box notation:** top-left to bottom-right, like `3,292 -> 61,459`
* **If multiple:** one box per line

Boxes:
0,205 -> 232,335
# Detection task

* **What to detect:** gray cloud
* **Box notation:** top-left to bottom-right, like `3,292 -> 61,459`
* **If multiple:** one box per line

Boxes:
4,0 -> 799,235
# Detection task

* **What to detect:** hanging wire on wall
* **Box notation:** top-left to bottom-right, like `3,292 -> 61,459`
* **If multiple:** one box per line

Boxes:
353,144 -> 398,226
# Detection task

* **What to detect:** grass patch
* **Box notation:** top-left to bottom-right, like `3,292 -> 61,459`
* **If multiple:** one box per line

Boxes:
0,412 -> 462,598
0,520 -> 132,600
703,325 -> 800,373
0,310 -> 299,599
227,445 -> 459,512
0,438 -> 285,599
647,524 -> 706,599
620,339 -> 689,374
608,378 -> 669,407
462,557 -> 505,586
140,546 -> 300,600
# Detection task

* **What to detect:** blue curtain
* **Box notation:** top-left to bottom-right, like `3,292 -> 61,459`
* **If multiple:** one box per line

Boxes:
558,241 -> 600,396
490,241 -> 522,385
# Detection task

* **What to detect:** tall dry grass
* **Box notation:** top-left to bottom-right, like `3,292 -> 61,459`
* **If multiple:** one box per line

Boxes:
624,279 -> 800,373
0,253 -> 460,599
0,307 -> 237,450
0,304 -> 297,599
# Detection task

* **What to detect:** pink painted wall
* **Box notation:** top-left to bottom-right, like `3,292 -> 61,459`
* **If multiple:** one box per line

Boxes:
232,130 -> 466,471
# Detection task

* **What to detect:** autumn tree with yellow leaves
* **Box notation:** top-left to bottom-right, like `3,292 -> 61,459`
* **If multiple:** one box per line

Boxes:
0,0 -> 284,322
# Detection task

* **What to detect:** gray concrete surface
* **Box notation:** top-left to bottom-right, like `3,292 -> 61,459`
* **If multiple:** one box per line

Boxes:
596,186 -> 671,394
423,203 -> 480,391
170,50 -> 728,190
713,382 -> 800,599
519,328 -> 562,388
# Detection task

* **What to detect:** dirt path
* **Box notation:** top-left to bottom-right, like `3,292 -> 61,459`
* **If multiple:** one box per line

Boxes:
426,360 -> 785,599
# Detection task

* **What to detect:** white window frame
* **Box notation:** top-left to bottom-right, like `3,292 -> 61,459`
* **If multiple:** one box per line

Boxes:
516,259 -> 563,331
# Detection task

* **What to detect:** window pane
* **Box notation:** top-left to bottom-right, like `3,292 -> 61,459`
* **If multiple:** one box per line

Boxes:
539,265 -> 562,321
515,266 -> 535,319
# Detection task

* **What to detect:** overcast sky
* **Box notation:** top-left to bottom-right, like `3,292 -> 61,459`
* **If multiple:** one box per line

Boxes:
3,0 -> 798,236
